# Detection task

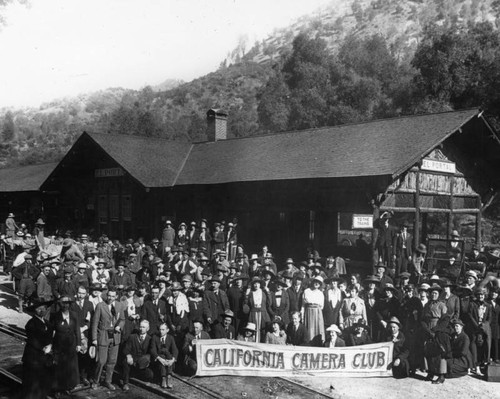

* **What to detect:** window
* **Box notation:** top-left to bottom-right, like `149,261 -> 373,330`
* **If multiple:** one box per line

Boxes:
110,195 -> 119,222
309,211 -> 315,241
98,195 -> 107,224
122,195 -> 132,221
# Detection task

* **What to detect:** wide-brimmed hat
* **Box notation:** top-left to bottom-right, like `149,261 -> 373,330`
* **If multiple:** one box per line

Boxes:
364,275 -> 381,285
415,244 -> 427,254
170,282 -> 183,291
16,231 -> 25,237
125,285 -> 137,292
465,270 -> 478,280
451,318 -> 465,327
475,287 -> 487,296
250,254 -> 259,261
181,274 -> 193,283
233,272 -> 248,281
282,271 -> 295,280
250,276 -> 262,285
451,230 -> 460,238
383,283 -> 397,292
441,278 -> 455,288
26,298 -> 53,311
312,275 -> 324,284
8,213 -> 14,218
199,255 -> 209,262
261,269 -> 275,278
418,283 -> 430,291
209,276 -> 222,284
353,319 -> 369,330
376,261 -> 386,269
264,253 -> 274,259
274,279 -> 288,288
62,238 -> 73,247
179,222 -> 187,228
35,218 -> 45,225
63,265 -> 73,274
429,283 -> 443,292
221,310 -> 235,319
399,272 -> 411,279
165,220 -> 172,225
90,283 -> 104,291
59,296 -> 74,304
285,258 -> 294,265
388,317 -> 402,328
244,322 -> 257,332
152,257 -> 163,265
95,258 -> 107,265
310,262 -> 324,272
326,324 -> 341,333
77,262 -> 88,269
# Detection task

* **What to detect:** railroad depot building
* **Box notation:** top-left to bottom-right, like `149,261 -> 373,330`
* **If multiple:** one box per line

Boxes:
8,108 -> 500,262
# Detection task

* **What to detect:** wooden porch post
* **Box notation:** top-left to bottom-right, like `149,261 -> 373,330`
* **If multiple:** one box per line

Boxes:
476,196 -> 482,248
414,170 -> 421,245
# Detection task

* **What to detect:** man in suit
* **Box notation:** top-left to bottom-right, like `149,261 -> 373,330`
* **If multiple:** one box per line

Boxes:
182,321 -> 210,375
286,311 -> 306,346
226,274 -> 247,334
187,221 -> 199,250
72,285 -> 94,385
91,288 -> 125,390
151,322 -> 178,389
393,221 -> 413,277
203,276 -> 230,331
36,263 -> 54,301
162,220 -> 176,256
121,320 -> 154,391
110,261 -> 133,296
287,275 -> 304,315
212,310 -> 236,339
141,285 -> 168,336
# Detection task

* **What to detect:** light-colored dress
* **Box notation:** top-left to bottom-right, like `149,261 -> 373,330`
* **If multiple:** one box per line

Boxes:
265,330 -> 287,345
302,288 -> 325,346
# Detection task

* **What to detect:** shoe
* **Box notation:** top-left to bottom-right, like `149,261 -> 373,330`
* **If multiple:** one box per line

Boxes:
424,373 -> 434,382
122,384 -> 130,391
167,375 -> 173,389
432,375 -> 445,384
103,382 -> 116,391
475,367 -> 484,377
91,382 -> 99,390
161,377 -> 167,389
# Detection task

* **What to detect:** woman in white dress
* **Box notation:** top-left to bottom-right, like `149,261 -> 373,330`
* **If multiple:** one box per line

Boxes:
301,275 -> 325,346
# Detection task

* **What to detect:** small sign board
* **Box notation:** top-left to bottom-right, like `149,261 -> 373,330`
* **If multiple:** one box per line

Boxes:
95,168 -> 124,178
421,158 -> 456,174
352,214 -> 373,229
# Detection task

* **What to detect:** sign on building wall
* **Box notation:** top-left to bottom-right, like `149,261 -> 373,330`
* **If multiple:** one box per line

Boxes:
421,158 -> 456,174
196,339 -> 393,378
95,168 -> 124,178
352,214 -> 373,229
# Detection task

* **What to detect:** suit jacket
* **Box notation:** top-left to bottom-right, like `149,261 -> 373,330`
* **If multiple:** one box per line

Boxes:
271,290 -> 290,326
287,286 -> 303,313
123,333 -> 153,360
212,323 -> 236,339
469,300 -> 492,334
71,298 -> 94,338
203,289 -> 230,323
151,333 -> 178,360
393,232 -> 413,257
141,298 -> 168,334
36,273 -> 53,300
91,300 -> 125,346
182,331 -> 210,359
286,322 -> 306,346
111,272 -> 133,289
54,278 -> 77,299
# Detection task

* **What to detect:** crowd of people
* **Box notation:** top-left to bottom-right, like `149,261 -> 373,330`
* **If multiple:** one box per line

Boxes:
2,213 -> 500,398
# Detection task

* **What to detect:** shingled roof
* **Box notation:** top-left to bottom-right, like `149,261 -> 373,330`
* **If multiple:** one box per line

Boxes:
176,108 -> 480,185
43,109 -> 482,189
0,162 -> 57,192
85,132 -> 192,187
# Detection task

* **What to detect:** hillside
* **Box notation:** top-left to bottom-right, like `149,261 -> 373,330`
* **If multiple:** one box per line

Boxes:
1,0 -> 500,168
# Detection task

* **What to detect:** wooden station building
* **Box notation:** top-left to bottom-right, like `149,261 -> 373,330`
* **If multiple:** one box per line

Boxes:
17,108 -> 500,262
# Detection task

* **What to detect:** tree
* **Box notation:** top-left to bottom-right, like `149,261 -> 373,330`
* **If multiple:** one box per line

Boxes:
257,70 -> 290,133
2,111 -> 15,141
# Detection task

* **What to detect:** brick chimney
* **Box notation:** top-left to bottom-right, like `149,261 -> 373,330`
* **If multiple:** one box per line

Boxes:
206,108 -> 228,141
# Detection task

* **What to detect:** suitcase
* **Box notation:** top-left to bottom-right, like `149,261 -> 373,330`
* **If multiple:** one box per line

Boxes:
487,362 -> 500,382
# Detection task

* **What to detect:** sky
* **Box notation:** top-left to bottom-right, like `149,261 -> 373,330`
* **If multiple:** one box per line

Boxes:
0,0 -> 334,108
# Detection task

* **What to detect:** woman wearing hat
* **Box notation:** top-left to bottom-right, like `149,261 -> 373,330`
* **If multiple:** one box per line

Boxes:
446,319 -> 472,379
410,244 -> 427,284
175,222 -> 188,252
52,296 -> 81,396
488,287 -> 500,362
323,276 -> 344,327
265,316 -> 287,345
271,279 -> 290,326
245,276 -> 272,343
360,275 -> 381,341
339,284 -> 367,330
301,275 -> 325,346
324,324 -> 345,348
346,319 -> 372,346
442,279 -> 460,320
22,298 -> 54,399
237,322 -> 257,342
5,212 -> 19,239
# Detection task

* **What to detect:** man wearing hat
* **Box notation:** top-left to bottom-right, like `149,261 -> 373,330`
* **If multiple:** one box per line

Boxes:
203,276 -> 230,331
142,285 -> 169,336
225,221 -> 237,261
72,285 -> 94,386
175,222 -> 188,251
91,258 -> 110,286
5,212 -> 19,239
213,310 -> 236,339
211,223 -> 225,254
162,220 -> 176,256
33,218 -> 46,251
111,261 -> 133,294
54,265 -> 78,300
248,254 -> 262,279
21,298 -> 54,399
464,270 -> 479,291
386,317 -> 410,378
72,262 -> 91,291
375,211 -> 394,267
237,322 -> 257,342
174,250 -> 198,279
61,237 -> 85,263
198,224 -> 212,256
226,273 -> 247,334
287,273 -> 304,316
469,287 -> 492,374
393,221 -> 413,278
187,221 -> 199,250
375,261 -> 394,294
37,262 -> 54,302
262,252 -> 277,276
411,244 -> 427,283
12,253 -> 38,313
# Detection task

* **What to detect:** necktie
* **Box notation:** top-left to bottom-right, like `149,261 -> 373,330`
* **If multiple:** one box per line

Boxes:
162,337 -> 165,345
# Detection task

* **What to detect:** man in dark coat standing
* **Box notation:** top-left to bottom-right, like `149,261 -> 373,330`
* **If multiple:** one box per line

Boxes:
203,276 -> 230,330
72,285 -> 94,385
286,311 -> 306,346
121,320 -> 154,391
212,310 -> 236,339
22,299 -> 54,399
393,221 -> 412,277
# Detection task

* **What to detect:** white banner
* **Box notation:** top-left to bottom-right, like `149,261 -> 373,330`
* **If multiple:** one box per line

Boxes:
196,339 -> 393,378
